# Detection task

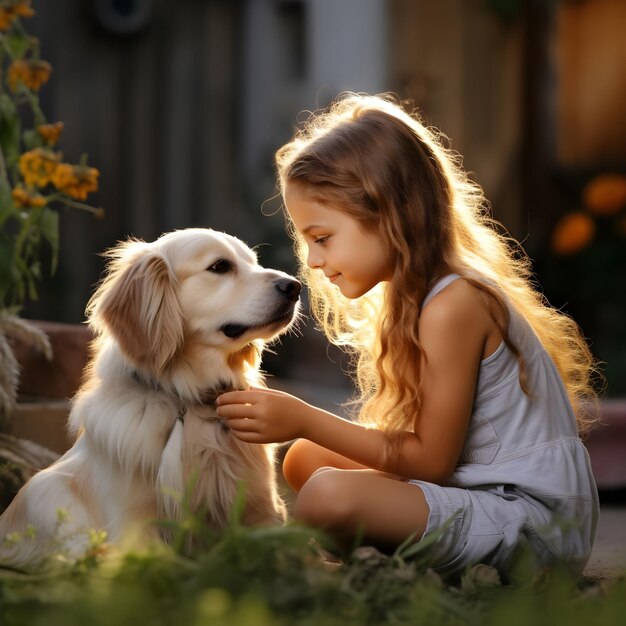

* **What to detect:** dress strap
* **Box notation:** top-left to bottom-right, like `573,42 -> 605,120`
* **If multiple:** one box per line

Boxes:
422,273 -> 462,308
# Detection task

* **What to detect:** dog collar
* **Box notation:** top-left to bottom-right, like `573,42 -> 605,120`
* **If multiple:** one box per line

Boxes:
130,370 -> 238,403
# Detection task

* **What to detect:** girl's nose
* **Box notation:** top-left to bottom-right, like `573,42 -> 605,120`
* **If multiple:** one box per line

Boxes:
307,247 -> 323,269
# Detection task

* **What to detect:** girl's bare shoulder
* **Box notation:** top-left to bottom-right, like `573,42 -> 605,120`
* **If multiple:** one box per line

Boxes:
420,277 -> 495,335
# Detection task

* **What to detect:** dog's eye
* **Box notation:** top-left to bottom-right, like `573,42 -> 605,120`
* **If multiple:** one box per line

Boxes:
207,259 -> 233,274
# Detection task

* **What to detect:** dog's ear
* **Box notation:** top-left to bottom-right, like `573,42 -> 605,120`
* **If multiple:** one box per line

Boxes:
88,245 -> 184,376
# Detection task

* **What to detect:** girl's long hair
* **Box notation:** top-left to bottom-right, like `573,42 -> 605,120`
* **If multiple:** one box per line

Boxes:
275,94 -> 601,437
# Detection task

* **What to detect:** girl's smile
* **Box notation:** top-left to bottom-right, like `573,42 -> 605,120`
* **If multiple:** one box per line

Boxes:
284,183 -> 393,298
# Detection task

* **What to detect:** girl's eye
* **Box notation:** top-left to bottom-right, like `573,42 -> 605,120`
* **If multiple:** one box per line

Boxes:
314,236 -> 329,245
207,258 -> 233,274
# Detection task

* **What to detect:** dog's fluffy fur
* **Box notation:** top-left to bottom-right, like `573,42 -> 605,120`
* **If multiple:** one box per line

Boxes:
0,228 -> 300,566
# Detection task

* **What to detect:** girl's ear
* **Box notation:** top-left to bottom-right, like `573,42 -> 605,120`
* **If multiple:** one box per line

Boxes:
90,249 -> 184,376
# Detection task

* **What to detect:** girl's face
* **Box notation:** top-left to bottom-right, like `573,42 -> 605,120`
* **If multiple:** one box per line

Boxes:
284,183 -> 394,299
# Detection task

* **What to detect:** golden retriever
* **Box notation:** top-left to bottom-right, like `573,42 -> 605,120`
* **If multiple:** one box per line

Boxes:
0,228 -> 301,566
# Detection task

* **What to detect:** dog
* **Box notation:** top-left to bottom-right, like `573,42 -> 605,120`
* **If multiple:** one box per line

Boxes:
0,228 -> 301,567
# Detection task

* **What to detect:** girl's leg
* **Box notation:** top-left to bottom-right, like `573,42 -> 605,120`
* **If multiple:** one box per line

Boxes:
293,468 -> 430,549
282,439 -> 369,491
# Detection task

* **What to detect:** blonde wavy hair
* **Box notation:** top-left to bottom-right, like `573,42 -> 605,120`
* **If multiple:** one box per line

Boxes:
275,94 -> 601,437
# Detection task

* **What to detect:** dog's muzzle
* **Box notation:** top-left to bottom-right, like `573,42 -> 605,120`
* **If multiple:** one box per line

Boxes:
221,277 -> 301,339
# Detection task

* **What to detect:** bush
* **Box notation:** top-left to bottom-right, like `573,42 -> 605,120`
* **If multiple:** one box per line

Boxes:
0,510 -> 624,626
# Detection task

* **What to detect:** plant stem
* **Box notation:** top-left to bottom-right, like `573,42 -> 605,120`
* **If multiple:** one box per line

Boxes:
25,89 -> 45,127
49,194 -> 103,218
0,45 -> 4,97
0,146 -> 9,186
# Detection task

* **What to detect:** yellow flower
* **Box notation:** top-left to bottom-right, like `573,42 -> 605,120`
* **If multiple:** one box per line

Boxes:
7,58 -> 52,92
551,211 -> 596,256
18,148 -> 60,188
37,121 -> 64,146
0,1 -> 34,31
583,173 -> 626,216
12,184 -> 47,208
51,163 -> 100,200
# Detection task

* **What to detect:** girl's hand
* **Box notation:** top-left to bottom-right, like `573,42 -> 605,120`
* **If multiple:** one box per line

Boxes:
215,387 -> 312,444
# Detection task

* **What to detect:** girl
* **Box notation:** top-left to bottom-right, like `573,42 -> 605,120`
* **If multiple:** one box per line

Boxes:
216,94 -> 600,577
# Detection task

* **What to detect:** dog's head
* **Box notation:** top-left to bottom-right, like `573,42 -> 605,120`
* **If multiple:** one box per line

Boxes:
87,228 -> 301,381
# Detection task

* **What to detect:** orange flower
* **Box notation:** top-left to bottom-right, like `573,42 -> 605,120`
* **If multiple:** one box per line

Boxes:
51,163 -> 100,200
37,122 -> 64,146
18,148 -> 60,188
12,184 -> 47,208
583,174 -> 626,216
12,0 -> 34,17
0,11 -> 12,30
0,1 -> 34,31
7,58 -> 52,92
551,211 -> 596,256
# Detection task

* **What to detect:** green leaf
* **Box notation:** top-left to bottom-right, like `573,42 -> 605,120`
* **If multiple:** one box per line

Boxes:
227,482 -> 248,530
30,259 -> 41,279
394,508 -> 461,563
0,94 -> 16,119
3,33 -> 33,60
14,248 -> 40,302
0,231 -> 15,306
0,178 -> 14,227
27,270 -> 38,300
23,128 -> 43,150
0,95 -> 21,167
40,206 -> 59,274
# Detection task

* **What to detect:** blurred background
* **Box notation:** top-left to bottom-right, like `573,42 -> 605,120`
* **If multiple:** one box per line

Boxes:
23,0 -> 626,403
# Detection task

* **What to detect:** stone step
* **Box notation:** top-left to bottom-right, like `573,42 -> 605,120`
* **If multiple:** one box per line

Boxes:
10,399 -> 73,455
585,399 -> 626,491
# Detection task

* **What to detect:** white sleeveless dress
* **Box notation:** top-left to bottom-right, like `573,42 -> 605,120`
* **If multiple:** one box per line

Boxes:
410,274 -> 599,577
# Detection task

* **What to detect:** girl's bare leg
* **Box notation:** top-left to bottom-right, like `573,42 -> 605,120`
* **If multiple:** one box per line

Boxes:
282,438 -> 369,491
293,468 -> 430,550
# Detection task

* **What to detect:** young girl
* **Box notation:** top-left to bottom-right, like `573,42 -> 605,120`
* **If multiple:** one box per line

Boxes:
216,94 -> 600,577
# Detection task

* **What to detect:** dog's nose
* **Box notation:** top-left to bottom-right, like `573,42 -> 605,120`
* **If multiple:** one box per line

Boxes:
275,278 -> 301,302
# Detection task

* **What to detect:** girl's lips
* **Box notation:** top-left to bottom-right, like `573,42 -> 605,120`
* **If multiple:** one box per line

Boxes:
327,273 -> 340,283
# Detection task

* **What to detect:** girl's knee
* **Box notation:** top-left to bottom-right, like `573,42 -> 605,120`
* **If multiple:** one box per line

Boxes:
293,469 -> 354,529
282,439 -> 326,491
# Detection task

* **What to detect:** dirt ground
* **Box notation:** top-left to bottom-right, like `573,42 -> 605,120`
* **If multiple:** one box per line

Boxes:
585,504 -> 626,579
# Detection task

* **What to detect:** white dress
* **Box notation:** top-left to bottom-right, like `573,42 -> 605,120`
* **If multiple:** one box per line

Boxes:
410,274 -> 599,577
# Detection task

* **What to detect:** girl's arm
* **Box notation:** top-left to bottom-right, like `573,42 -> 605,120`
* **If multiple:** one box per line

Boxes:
216,279 -> 499,483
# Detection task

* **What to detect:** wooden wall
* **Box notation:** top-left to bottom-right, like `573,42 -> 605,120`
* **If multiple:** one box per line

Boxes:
388,0 -> 525,239
27,0 -> 531,321
27,0 -> 244,322
556,0 -> 626,167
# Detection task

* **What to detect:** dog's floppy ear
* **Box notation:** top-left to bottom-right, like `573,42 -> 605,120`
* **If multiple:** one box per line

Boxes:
88,243 -> 184,376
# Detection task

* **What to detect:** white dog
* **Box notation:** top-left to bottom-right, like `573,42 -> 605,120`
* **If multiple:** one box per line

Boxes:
0,228 -> 301,566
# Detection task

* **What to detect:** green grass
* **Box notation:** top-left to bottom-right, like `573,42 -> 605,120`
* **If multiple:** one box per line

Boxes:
0,499 -> 624,626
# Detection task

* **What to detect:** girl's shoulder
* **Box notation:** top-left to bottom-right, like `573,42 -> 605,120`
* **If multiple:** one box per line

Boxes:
420,275 -> 500,350
422,275 -> 489,318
